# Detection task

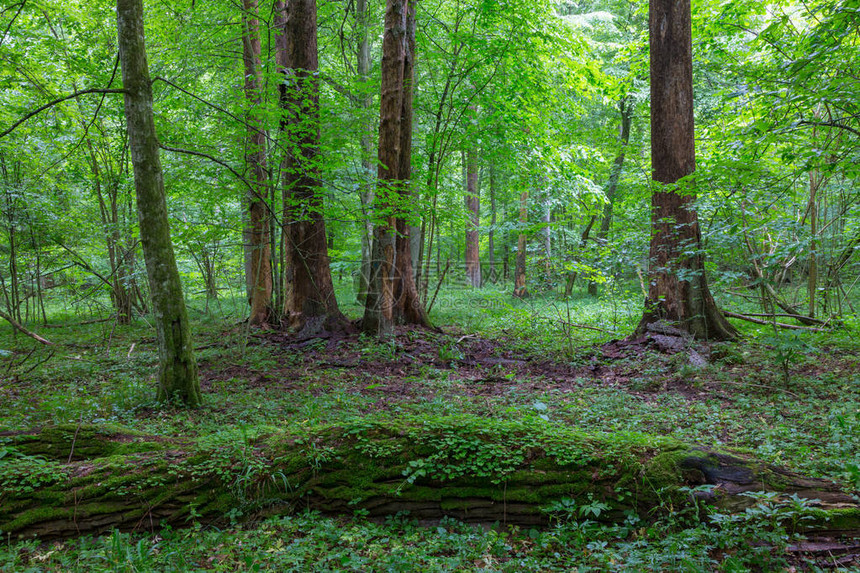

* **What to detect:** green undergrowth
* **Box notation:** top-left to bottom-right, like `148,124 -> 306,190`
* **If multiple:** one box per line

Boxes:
0,501 -> 846,572
1,288 -> 860,569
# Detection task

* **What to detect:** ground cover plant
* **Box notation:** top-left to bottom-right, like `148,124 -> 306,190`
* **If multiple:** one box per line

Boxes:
1,287 -> 859,571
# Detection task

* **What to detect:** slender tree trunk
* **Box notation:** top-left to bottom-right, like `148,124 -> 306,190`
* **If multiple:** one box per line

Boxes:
542,198 -> 551,279
82,128 -> 133,323
488,165 -> 496,283
276,0 -> 345,334
588,96 -> 632,296
116,0 -> 201,406
808,172 -> 819,319
464,148 -> 481,287
242,0 -> 273,326
635,0 -> 735,340
514,189 -> 528,298
356,0 -> 375,305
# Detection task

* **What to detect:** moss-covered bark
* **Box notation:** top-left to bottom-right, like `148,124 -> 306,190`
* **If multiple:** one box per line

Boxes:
116,0 -> 201,406
1,419 -> 857,540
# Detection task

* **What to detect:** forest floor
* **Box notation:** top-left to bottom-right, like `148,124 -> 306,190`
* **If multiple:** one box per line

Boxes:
1,286 -> 859,571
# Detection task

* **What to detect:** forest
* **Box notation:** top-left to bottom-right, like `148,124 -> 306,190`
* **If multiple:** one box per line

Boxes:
0,0 -> 859,569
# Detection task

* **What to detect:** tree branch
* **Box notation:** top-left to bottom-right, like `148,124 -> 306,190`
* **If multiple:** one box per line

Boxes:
723,311 -> 829,332
0,308 -> 53,345
0,88 -> 126,139
797,120 -> 860,138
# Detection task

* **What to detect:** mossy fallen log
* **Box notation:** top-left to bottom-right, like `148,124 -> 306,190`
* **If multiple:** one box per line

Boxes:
1,417 -> 858,540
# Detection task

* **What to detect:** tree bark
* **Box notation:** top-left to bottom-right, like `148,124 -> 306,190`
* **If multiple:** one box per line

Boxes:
635,0 -> 736,340
488,166 -> 496,283
242,0 -> 274,327
391,0 -> 429,326
514,189 -> 528,298
363,0 -> 428,334
2,422 -> 857,541
362,0 -> 405,337
588,96 -> 633,296
356,0 -> 375,305
116,0 -> 201,406
276,0 -> 346,334
464,148 -> 481,288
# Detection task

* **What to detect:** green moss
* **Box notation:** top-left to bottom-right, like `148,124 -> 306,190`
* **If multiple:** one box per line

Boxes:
1,506 -> 73,534
6,424 -> 166,461
801,507 -> 860,532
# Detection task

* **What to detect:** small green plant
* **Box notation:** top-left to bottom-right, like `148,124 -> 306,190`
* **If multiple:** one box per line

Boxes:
437,341 -> 464,363
762,332 -> 816,384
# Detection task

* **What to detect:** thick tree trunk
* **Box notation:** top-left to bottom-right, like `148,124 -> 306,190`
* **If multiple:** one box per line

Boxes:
116,0 -> 201,406
464,149 -> 481,288
392,1 -> 429,326
362,0 -> 405,337
363,0 -> 428,334
276,0 -> 345,334
514,189 -> 528,298
636,0 -> 735,340
2,422 -> 857,541
242,0 -> 273,326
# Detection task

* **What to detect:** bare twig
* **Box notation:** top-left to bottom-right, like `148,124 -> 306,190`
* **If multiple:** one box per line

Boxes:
67,413 -> 84,463
426,260 -> 452,315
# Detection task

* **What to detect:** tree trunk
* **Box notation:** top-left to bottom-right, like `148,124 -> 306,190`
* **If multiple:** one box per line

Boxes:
514,189 -> 528,298
464,149 -> 481,288
542,197 -> 551,279
363,0 -> 428,335
356,0 -> 375,306
242,0 -> 273,326
488,166 -> 496,283
116,0 -> 201,407
2,422 -> 857,541
635,0 -> 735,340
276,0 -> 346,335
362,0 -> 405,337
391,0 -> 429,326
588,96 -> 632,296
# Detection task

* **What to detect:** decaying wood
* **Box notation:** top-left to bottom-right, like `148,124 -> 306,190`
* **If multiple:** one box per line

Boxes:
1,421 -> 858,541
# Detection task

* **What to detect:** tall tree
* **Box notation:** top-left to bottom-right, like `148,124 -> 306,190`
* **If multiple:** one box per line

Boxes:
242,0 -> 273,326
363,0 -> 428,335
355,0 -> 376,305
513,188 -> 528,298
464,148 -> 481,287
635,0 -> 736,339
588,95 -> 633,296
391,0 -> 428,326
115,0 -> 202,405
276,0 -> 345,333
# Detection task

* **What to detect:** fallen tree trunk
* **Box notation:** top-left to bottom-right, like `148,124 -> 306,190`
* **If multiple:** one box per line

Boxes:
1,419 -> 858,541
